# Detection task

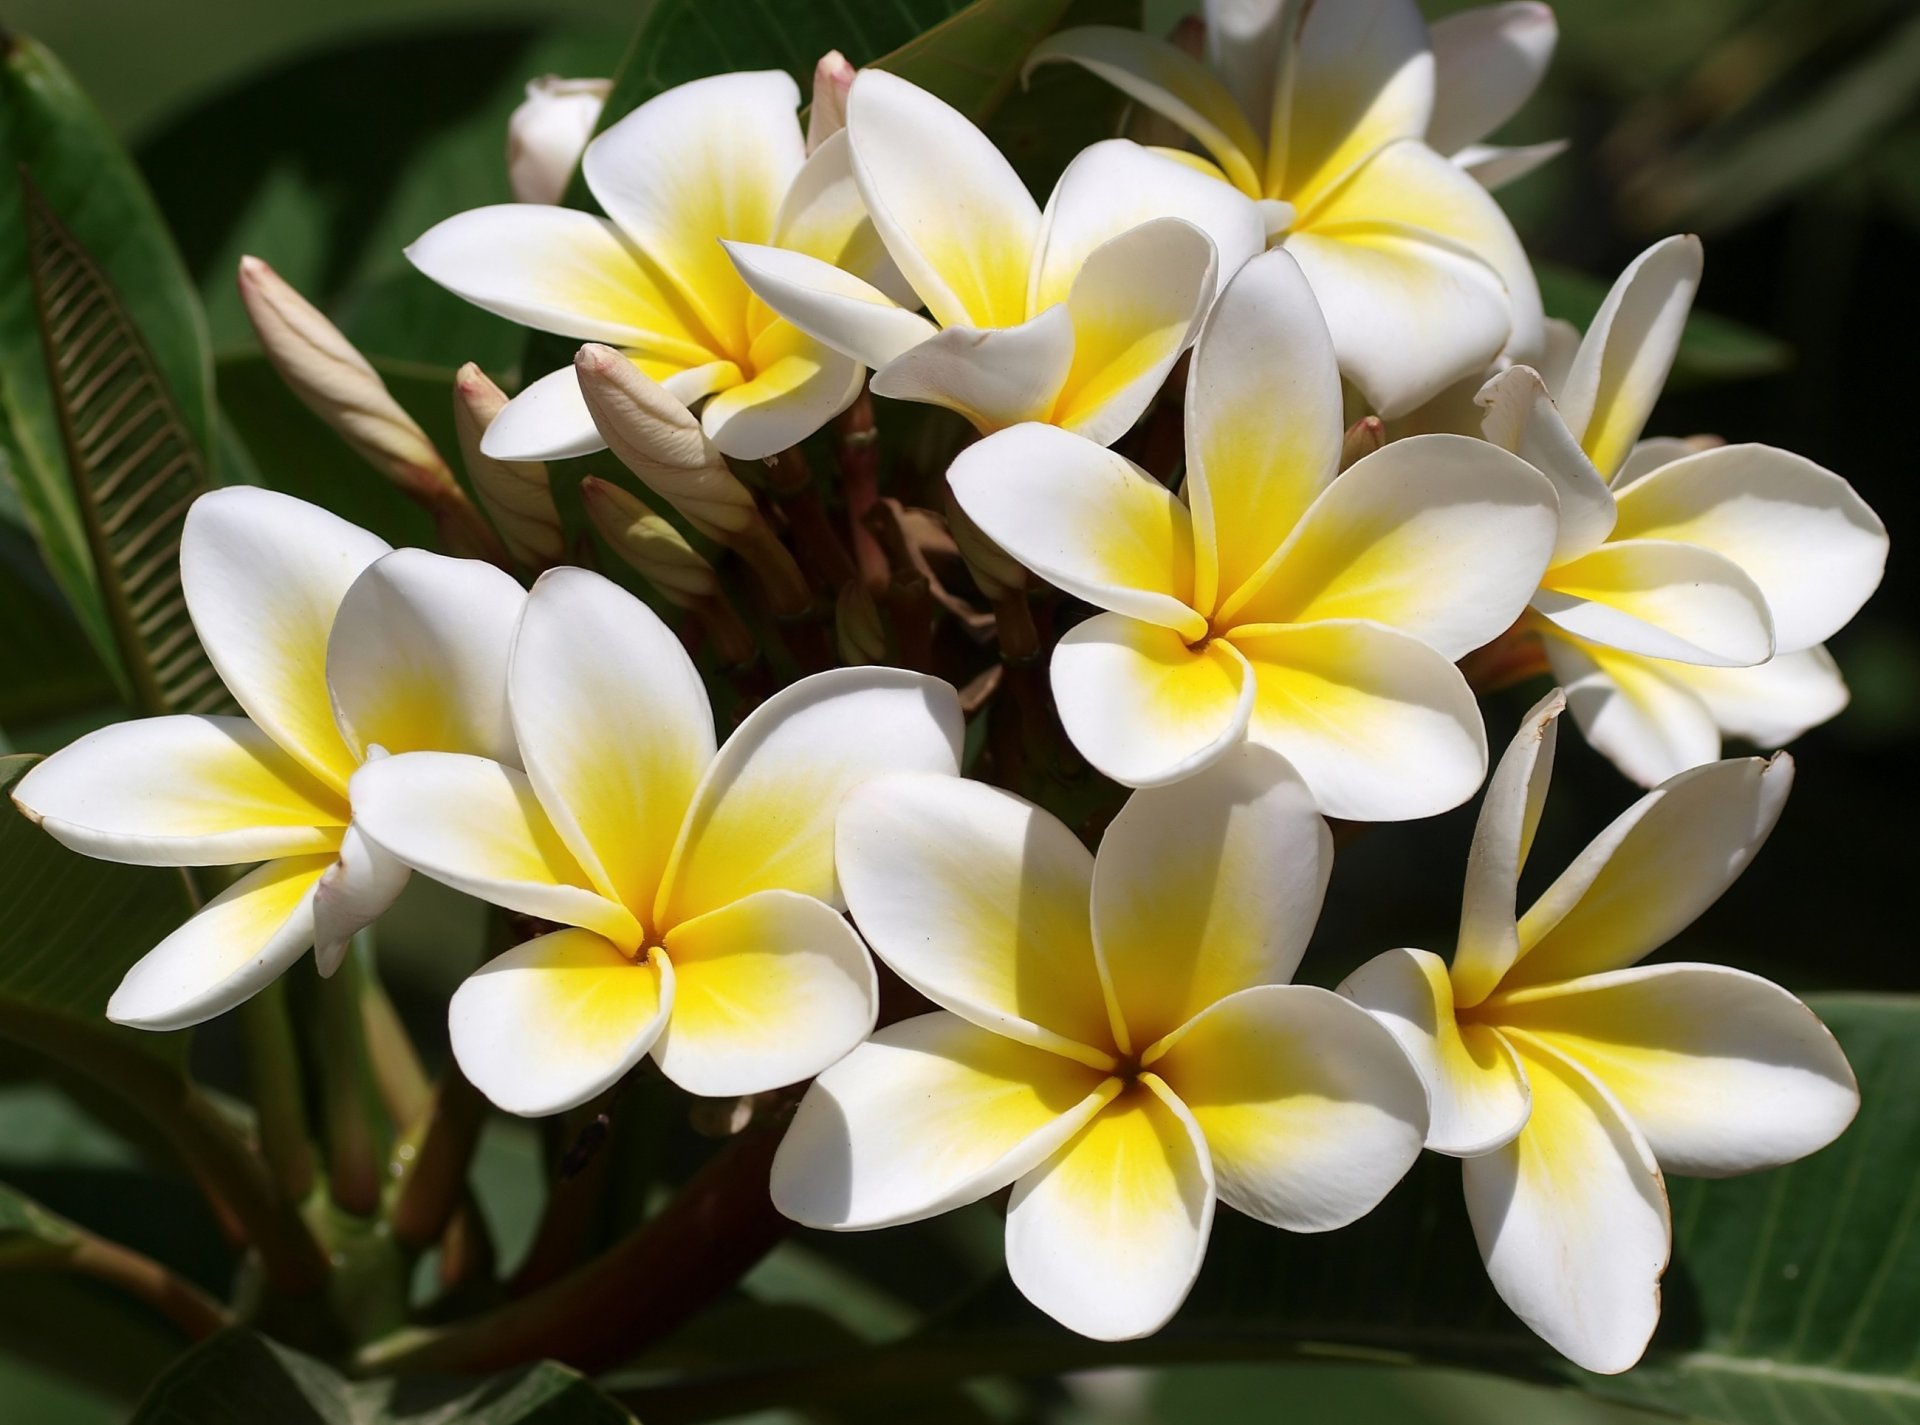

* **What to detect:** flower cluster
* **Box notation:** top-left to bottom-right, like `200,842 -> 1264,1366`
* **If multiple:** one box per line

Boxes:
11,0 -> 1888,1377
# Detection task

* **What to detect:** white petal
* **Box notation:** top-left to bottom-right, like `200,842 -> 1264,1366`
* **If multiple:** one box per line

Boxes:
1092,744 -> 1331,1050
311,822 -> 410,976
405,205 -> 713,360
1202,0 -> 1290,138
1184,248 -> 1343,613
653,889 -> 876,1096
869,309 -> 1075,434
1613,435 -> 1703,490
583,70 -> 805,361
1557,235 -> 1702,479
1156,984 -> 1427,1228
1666,645 -> 1850,749
181,488 -> 390,792
1005,1077 -> 1214,1341
846,69 -> 1040,330
948,423 -> 1205,637
1511,752 -> 1793,988
479,365 -> 606,463
1464,1032 -> 1668,1375
1609,444 -> 1887,654
657,668 -> 963,925
1338,949 -> 1531,1156
834,773 -> 1117,1060
450,928 -> 672,1117
1534,538 -> 1774,667
1028,139 -> 1264,312
1452,689 -> 1563,1006
1427,2 -> 1558,155
1223,433 -> 1558,657
1477,364 -> 1617,563
108,855 -> 332,1031
1052,613 -> 1254,790
326,549 -> 525,766
348,751 -> 642,949
1454,139 -> 1567,190
1489,964 -> 1857,1176
1234,619 -> 1488,822
508,567 -> 714,917
1279,0 -> 1435,205
700,324 -> 863,459
1543,628 -> 1725,787
722,240 -> 936,369
772,127 -> 917,303
772,1011 -> 1113,1228
12,715 -> 345,866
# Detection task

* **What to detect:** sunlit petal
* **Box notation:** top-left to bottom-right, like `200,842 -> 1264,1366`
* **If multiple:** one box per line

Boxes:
1278,0 -> 1434,205
1665,645 -> 1850,751
1543,626 -> 1725,787
1535,537 -> 1774,667
1477,364 -> 1617,563
723,240 -> 937,370
1426,2 -> 1557,155
311,822 -> 410,977
700,320 -> 863,460
869,309 -> 1075,434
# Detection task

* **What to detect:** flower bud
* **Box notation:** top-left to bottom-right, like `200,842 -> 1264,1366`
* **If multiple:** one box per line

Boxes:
507,76 -> 611,205
806,52 -> 856,154
942,483 -> 1026,601
1339,414 -> 1386,470
580,477 -> 717,607
452,364 -> 565,569
835,580 -> 888,666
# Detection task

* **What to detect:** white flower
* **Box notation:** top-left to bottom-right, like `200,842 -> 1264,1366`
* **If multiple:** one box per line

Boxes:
1428,3 -> 1566,189
10,489 -> 525,1028
949,248 -> 1559,818
723,69 -> 1264,445
348,568 -> 963,1116
506,76 -> 611,205
1026,0 -> 1545,416
409,70 -> 907,462
1342,691 -> 1857,1373
1478,236 -> 1888,783
775,745 -> 1428,1340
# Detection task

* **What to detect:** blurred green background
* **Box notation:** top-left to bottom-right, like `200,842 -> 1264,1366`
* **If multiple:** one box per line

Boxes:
0,0 -> 1913,1420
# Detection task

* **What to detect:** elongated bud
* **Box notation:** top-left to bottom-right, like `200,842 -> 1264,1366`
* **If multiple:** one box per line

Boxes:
835,580 -> 887,666
1340,414 -> 1386,470
452,364 -> 564,569
582,477 -> 756,666
807,52 -> 856,153
574,344 -> 811,616
942,483 -> 1026,601
507,76 -> 611,204
237,256 -> 506,564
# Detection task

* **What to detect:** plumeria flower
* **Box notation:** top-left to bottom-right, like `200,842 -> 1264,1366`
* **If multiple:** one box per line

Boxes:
949,248 -> 1559,818
723,69 -> 1264,445
775,745 -> 1429,1341
1477,235 -> 1888,784
1341,690 -> 1857,1373
409,69 -> 912,463
348,567 -> 963,1116
10,489 -> 525,1029
1427,3 -> 1566,189
1026,0 -> 1544,416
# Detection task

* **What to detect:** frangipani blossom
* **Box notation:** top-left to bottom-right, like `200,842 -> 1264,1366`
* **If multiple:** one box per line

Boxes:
1341,691 -> 1857,1373
1478,235 -> 1888,784
1028,0 -> 1545,416
349,568 -> 963,1116
950,249 -> 1559,818
776,746 -> 1428,1341
11,489 -> 525,1029
724,69 -> 1264,445
409,69 -> 909,463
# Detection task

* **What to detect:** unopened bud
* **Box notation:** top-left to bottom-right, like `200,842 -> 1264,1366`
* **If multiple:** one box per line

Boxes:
942,484 -> 1027,601
582,477 -> 757,666
1339,415 -> 1386,470
452,364 -> 565,569
806,52 -> 856,154
835,580 -> 887,665
507,76 -> 611,205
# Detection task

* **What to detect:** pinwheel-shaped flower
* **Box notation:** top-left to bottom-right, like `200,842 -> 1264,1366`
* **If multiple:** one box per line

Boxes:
724,69 -> 1264,445
776,745 -> 1428,1340
408,69 -> 905,462
1341,691 -> 1857,1373
350,568 -> 962,1115
1478,236 -> 1888,784
1028,0 -> 1544,416
11,489 -> 525,1028
951,248 -> 1559,818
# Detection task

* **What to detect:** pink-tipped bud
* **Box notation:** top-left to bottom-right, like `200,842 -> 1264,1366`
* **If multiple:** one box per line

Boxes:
806,51 -> 856,153
452,364 -> 565,569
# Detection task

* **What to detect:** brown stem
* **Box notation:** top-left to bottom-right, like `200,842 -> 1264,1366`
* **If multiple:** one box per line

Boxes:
764,448 -> 857,592
359,969 -> 430,1128
835,391 -> 890,592
861,503 -> 935,673
317,954 -> 386,1217
65,1233 -> 234,1340
389,1066 -> 487,1253
510,1096 -> 618,1296
240,981 -> 314,1206
730,516 -> 814,620
356,1122 -> 790,1376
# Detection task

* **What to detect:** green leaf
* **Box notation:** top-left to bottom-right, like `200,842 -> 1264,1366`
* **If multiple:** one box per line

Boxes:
20,176 -> 228,718
0,525 -> 118,733
131,1330 -> 639,1424
0,755 -> 194,1068
0,34 -> 214,690
1536,260 -> 1793,388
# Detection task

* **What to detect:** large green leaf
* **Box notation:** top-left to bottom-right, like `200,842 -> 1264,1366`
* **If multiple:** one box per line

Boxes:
0,35 -> 214,688
131,1331 -> 638,1424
